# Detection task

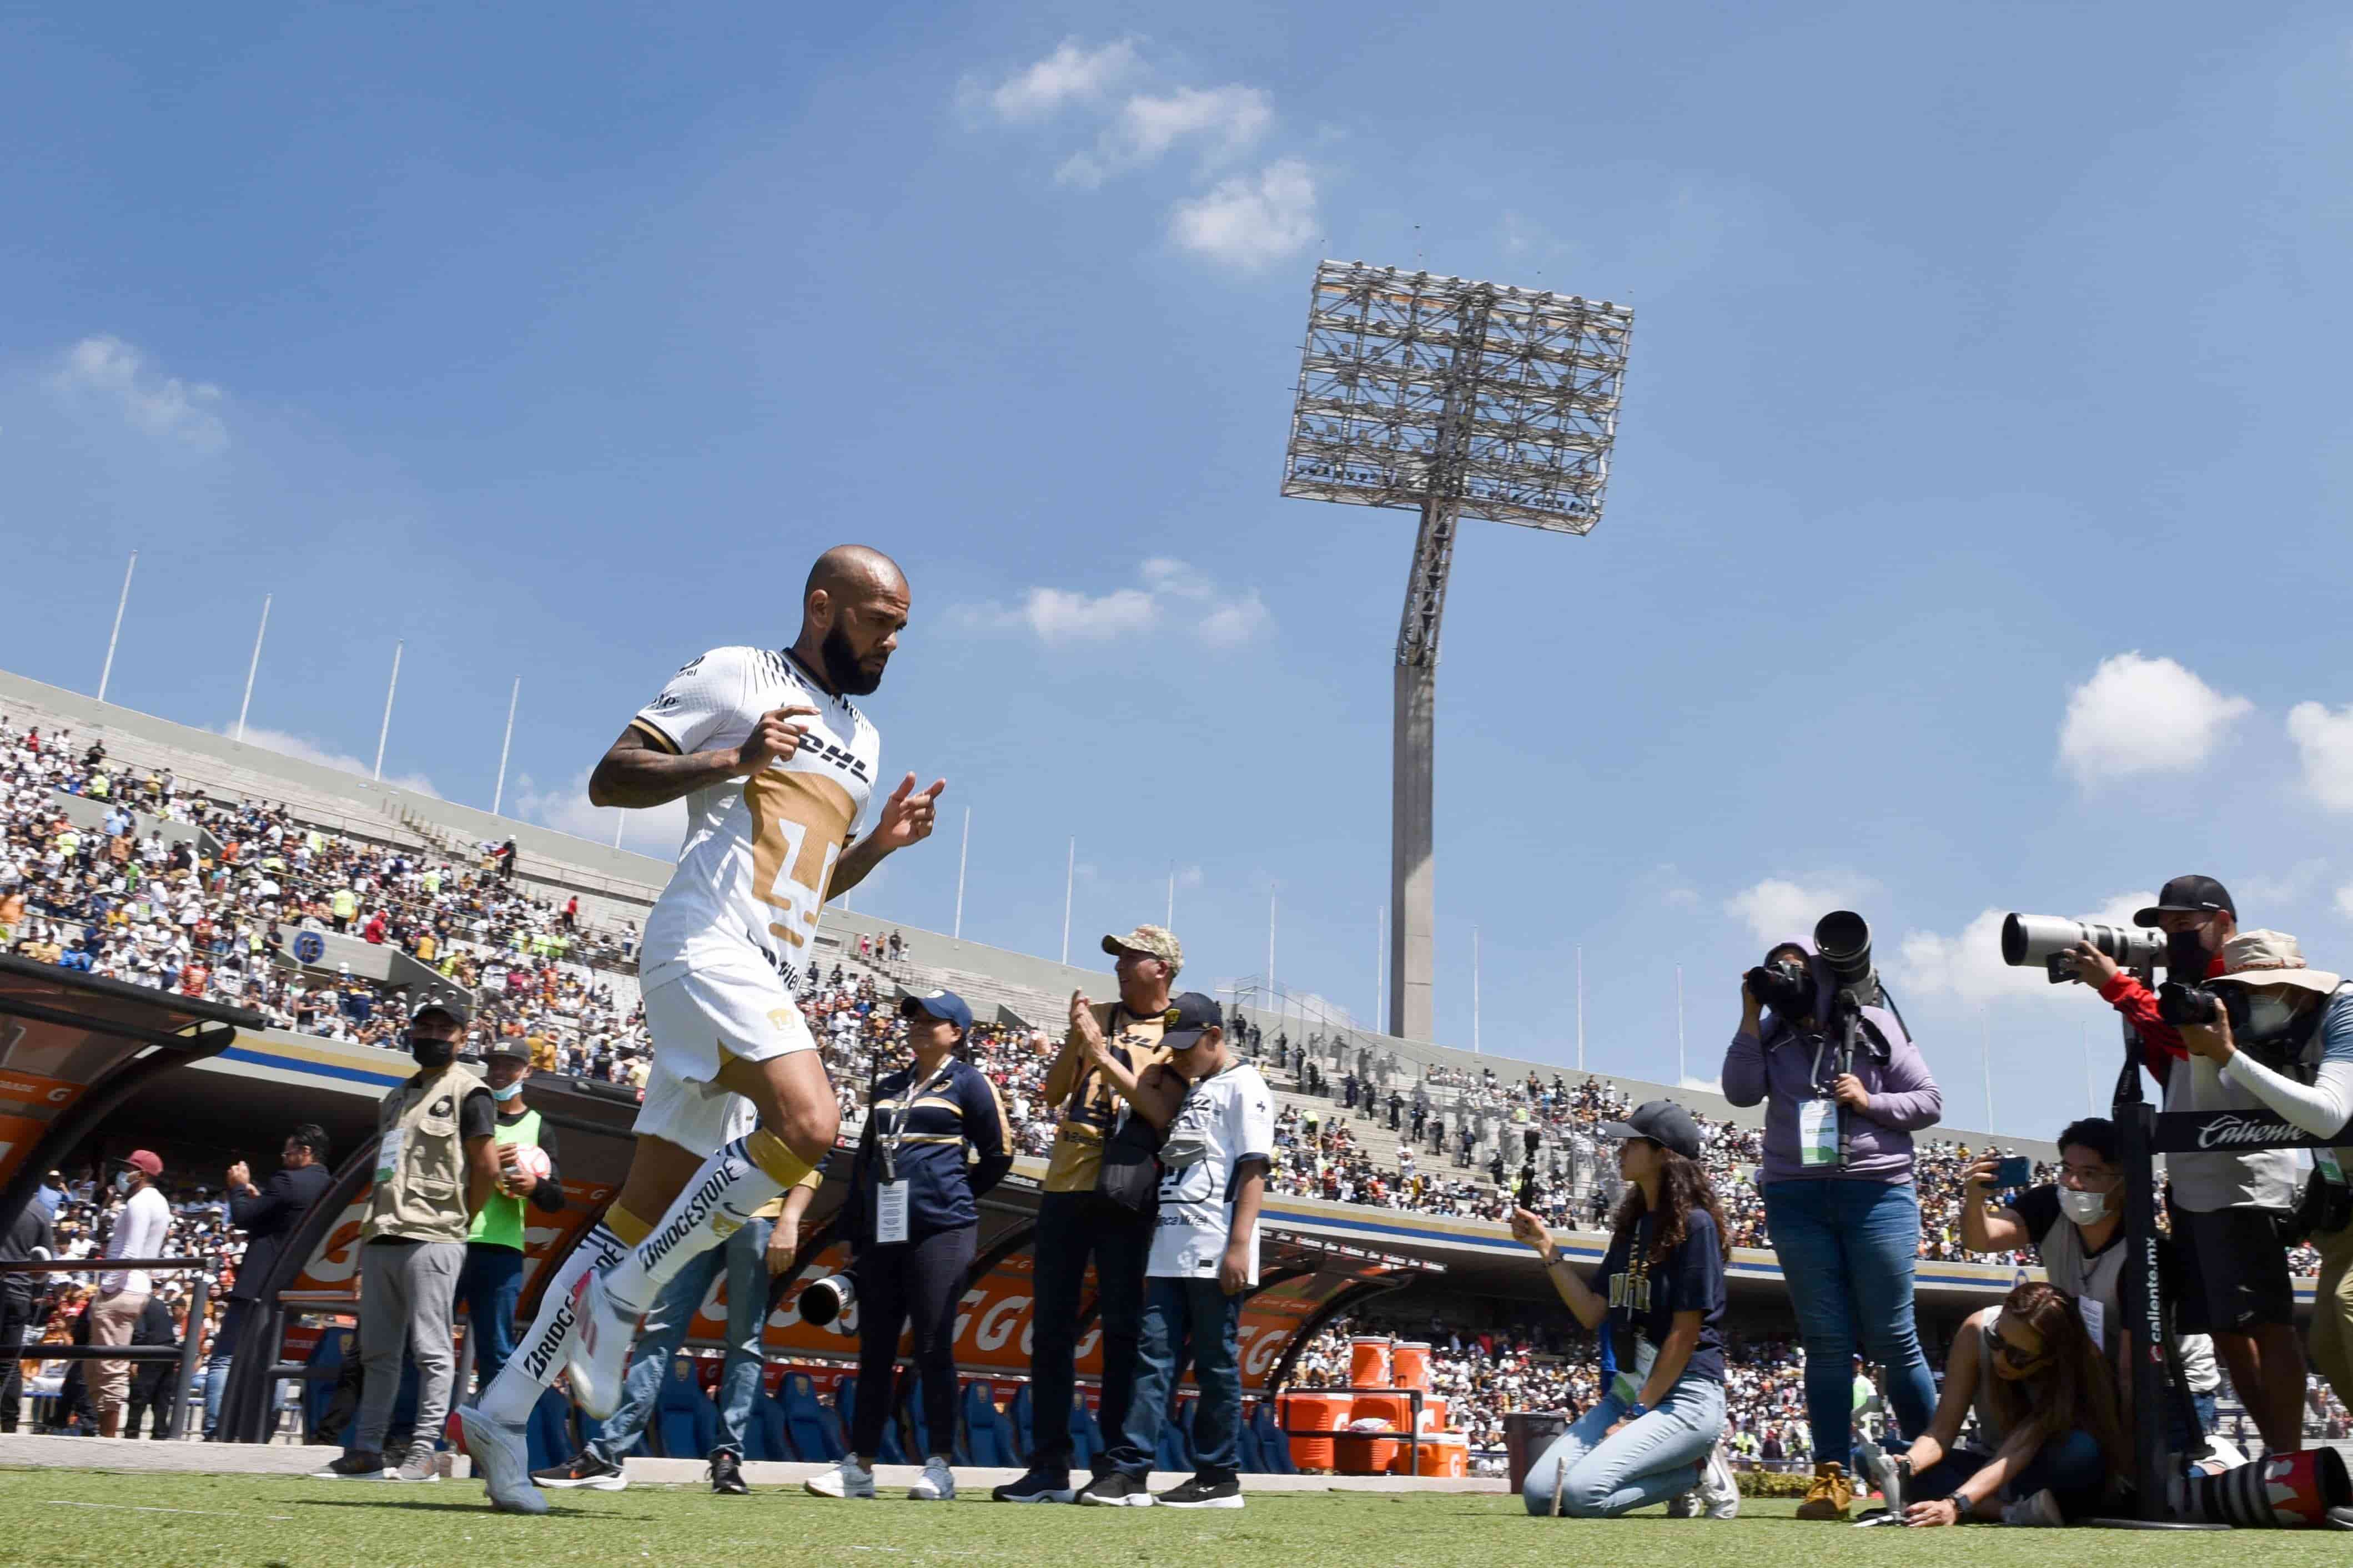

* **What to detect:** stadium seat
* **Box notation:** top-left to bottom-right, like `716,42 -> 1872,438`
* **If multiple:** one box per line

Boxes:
525,1384 -> 574,1473
1250,1401 -> 1296,1474
1236,1402 -> 1265,1474
1068,1394 -> 1103,1471
745,1384 -> 786,1461
961,1383 -> 1013,1468
1006,1384 -> 1034,1464
778,1373 -> 841,1462
835,1377 -> 906,1465
653,1355 -> 718,1460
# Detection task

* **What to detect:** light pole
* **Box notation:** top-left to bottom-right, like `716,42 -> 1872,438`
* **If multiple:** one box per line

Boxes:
373,641 -> 403,782
235,594 -> 270,742
96,550 -> 137,703
491,677 -> 519,816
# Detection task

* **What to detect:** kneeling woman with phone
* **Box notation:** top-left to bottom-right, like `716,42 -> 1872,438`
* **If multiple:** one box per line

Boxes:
1510,1100 -> 1737,1519
1897,1280 -> 2128,1525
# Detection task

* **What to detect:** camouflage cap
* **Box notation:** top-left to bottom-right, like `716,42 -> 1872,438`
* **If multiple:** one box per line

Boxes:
1102,924 -> 1183,976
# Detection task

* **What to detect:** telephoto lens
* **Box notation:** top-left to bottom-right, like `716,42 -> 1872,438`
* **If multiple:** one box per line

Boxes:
1999,914 -> 2166,981
796,1273 -> 856,1330
1814,911 -> 1878,1000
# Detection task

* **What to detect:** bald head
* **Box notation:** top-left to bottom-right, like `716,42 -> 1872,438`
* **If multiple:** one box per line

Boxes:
798,544 -> 909,697
806,544 -> 906,606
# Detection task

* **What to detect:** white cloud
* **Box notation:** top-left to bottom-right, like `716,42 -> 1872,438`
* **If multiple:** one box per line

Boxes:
222,725 -> 439,798
1896,890 -> 2155,1010
1169,158 -> 1317,269
2057,653 -> 2251,786
968,38 -> 1138,122
954,558 -> 1273,649
511,767 -> 685,857
1723,876 -> 1866,945
1057,84 -> 1273,187
2287,701 -> 2353,812
47,335 -> 228,452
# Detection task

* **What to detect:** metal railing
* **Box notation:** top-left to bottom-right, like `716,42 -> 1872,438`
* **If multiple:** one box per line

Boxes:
0,1256 -> 214,1440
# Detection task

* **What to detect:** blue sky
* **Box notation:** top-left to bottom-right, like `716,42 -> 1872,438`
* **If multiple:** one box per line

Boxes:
6,4 -> 2351,1135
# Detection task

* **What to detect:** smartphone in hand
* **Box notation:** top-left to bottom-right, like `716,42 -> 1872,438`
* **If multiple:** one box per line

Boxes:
1993,1154 -> 2034,1188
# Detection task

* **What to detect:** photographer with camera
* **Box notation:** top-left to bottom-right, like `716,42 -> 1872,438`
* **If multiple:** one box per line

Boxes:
1722,918 -> 1942,1521
2165,930 -> 2353,1438
805,989 -> 1013,1503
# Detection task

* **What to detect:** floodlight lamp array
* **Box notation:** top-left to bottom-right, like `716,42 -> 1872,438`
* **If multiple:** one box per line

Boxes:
1281,260 -> 1634,535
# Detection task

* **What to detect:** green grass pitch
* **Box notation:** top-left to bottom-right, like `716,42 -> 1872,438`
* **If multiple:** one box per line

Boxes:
2,1469 -> 2343,1567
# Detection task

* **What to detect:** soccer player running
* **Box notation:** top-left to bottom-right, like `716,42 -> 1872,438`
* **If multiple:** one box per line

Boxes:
460,545 -> 944,1513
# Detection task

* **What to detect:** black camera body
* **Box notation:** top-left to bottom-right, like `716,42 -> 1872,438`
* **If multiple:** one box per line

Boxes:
2155,980 -> 2235,1030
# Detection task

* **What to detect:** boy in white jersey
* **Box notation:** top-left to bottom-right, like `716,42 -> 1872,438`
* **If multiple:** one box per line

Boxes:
460,545 -> 944,1513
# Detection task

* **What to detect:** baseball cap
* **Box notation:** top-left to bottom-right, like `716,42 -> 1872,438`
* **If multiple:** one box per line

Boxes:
481,1037 -> 532,1062
123,1149 -> 163,1177
1158,991 -> 1224,1052
410,990 -> 473,1026
2133,875 -> 2236,928
1598,1100 -> 1702,1161
1102,924 -> 1184,975
2208,930 -> 2344,995
899,989 -> 973,1033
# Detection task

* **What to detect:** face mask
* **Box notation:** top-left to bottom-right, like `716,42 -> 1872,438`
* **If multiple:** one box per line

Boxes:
112,1171 -> 134,1194
409,1034 -> 456,1070
2166,927 -> 2211,977
490,1079 -> 523,1102
2057,1187 -> 2109,1225
2241,995 -> 2299,1041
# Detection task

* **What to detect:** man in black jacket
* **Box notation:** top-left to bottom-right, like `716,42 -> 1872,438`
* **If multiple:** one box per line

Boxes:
204,1123 -> 335,1439
0,1197 -> 56,1431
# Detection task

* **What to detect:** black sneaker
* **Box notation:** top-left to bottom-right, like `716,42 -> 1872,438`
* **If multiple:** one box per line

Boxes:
991,1468 -> 1075,1504
531,1450 -> 629,1491
1076,1471 -> 1154,1508
310,1449 -> 388,1480
1157,1476 -> 1243,1510
709,1451 -> 749,1496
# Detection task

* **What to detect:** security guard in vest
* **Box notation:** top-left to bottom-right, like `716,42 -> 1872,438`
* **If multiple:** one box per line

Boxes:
456,1037 -> 568,1400
315,992 -> 501,1482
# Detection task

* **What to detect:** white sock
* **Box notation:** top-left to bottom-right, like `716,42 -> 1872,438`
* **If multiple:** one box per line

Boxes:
601,1132 -> 802,1315
477,1223 -> 625,1425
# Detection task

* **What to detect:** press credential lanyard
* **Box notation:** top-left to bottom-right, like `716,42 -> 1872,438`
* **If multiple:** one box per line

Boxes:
1798,1033 -> 1839,1168
874,1062 -> 954,1245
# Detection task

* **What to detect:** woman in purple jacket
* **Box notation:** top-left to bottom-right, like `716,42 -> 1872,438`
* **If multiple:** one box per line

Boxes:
1721,935 -> 1942,1521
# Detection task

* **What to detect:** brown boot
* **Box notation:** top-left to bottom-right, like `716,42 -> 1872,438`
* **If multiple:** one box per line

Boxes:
1794,1461 -> 1852,1520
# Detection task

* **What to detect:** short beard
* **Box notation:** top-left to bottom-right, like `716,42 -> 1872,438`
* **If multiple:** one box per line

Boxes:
821,622 -> 883,695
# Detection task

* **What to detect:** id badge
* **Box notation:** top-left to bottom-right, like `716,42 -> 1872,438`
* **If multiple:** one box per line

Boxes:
1611,1337 -> 1658,1407
1799,1098 -> 1839,1167
374,1126 -> 405,1184
875,1180 -> 911,1245
2318,1149 -> 2347,1187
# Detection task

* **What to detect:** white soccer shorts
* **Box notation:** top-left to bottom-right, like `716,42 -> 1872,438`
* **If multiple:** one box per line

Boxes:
634,950 -> 817,1154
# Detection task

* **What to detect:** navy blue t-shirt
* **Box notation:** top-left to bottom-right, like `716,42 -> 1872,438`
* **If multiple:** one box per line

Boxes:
1588,1206 -> 1727,1385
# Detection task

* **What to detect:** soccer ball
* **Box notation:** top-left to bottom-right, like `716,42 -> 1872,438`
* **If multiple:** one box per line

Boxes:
510,1145 -> 552,1182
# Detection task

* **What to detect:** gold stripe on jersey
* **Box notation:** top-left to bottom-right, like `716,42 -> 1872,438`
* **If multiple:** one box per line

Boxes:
629,717 -> 683,754
745,767 -> 857,953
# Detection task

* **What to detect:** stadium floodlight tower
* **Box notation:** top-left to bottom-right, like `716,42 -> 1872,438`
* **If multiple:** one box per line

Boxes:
1281,260 -> 1633,1045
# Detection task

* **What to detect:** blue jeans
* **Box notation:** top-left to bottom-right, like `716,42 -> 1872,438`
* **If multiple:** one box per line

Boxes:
456,1244 -> 525,1398
592,1216 -> 770,1460
1763,1178 -> 1939,1468
1522,1372 -> 1726,1516
202,1297 -> 252,1438
1108,1277 -> 1242,1485
1910,1429 -> 2104,1513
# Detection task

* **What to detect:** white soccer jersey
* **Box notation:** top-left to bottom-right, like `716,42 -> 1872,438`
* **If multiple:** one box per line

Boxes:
630,646 -> 880,987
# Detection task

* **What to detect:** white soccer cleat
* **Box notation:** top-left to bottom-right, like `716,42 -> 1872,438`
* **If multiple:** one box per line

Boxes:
561,1269 -> 636,1421
1697,1448 -> 1741,1520
459,1404 -> 548,1516
908,1456 -> 956,1501
805,1456 -> 877,1499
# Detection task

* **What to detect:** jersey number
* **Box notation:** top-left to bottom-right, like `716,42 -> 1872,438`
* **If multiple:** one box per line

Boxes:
746,769 -> 854,951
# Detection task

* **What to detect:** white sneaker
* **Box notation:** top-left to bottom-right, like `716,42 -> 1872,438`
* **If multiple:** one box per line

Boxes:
561,1270 -> 637,1421
909,1456 -> 956,1501
1696,1449 -> 1740,1520
458,1404 -> 547,1516
805,1457 -> 877,1499
2000,1488 -> 2063,1527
